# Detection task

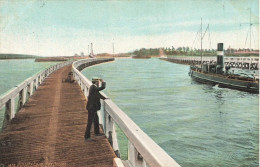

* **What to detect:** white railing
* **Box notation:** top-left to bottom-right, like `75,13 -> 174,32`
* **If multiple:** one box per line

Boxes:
0,60 -> 72,130
72,58 -> 180,167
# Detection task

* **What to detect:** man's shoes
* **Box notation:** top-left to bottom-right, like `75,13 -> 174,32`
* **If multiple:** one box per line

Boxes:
85,137 -> 95,142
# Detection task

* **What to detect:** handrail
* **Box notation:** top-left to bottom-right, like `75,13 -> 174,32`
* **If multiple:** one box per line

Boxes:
72,58 -> 180,167
0,60 -> 72,130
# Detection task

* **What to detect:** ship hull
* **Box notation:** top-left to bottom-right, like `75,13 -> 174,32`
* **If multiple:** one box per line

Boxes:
190,70 -> 259,93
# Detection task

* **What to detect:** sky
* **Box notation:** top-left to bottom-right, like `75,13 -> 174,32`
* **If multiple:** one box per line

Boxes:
0,0 -> 259,57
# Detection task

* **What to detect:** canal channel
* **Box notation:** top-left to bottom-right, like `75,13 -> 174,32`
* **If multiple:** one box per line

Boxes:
82,58 -> 259,167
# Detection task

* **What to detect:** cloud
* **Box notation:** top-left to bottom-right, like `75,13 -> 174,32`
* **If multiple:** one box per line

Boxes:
0,26 -> 259,57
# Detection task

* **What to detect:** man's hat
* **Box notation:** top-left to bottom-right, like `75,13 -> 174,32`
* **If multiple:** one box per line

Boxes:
92,77 -> 100,83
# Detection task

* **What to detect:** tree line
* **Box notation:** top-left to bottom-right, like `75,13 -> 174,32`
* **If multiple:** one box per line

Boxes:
132,47 -> 259,57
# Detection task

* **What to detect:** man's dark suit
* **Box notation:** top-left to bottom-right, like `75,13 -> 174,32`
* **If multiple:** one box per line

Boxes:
85,81 -> 106,139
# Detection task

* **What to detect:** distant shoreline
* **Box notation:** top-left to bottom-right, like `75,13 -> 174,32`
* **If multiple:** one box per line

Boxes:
0,53 -> 39,60
0,58 -> 36,60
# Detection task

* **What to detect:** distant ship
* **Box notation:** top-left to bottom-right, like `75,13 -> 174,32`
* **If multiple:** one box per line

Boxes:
188,16 -> 259,93
189,43 -> 259,93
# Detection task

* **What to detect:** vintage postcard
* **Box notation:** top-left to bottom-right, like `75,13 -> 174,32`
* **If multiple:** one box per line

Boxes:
0,1 -> 259,166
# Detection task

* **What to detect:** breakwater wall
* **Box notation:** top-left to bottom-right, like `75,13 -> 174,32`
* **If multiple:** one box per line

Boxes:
161,57 -> 259,70
72,58 -> 180,167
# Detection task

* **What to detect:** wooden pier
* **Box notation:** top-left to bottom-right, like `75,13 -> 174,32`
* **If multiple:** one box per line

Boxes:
0,65 -> 116,166
0,59 -> 180,167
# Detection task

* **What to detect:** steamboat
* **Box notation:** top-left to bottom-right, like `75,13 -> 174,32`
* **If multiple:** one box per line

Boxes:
189,43 -> 259,93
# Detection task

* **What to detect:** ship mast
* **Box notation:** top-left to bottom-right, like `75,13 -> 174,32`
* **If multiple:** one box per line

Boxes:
241,8 -> 258,51
113,39 -> 114,57
192,18 -> 210,66
200,18 -> 203,68
249,8 -> 251,51
200,18 -> 209,67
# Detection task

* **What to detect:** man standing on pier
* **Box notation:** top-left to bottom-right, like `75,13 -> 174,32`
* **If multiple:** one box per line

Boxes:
85,78 -> 107,141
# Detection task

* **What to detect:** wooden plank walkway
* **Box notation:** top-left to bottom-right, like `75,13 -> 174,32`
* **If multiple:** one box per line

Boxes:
0,65 -> 116,167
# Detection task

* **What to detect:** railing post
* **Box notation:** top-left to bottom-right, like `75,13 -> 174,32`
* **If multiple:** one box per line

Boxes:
5,98 -> 15,122
80,81 -> 82,90
83,86 -> 88,98
112,120 -> 120,157
82,82 -> 84,91
21,87 -> 27,105
40,74 -> 43,83
79,80 -> 81,89
105,112 -> 111,142
38,76 -> 41,86
28,82 -> 34,97
128,142 -> 147,167
35,78 -> 38,89
40,74 -> 43,84
104,109 -> 120,157
45,70 -> 47,77
81,82 -> 84,91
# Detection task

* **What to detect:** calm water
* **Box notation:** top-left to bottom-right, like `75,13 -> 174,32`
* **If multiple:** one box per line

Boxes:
82,58 -> 259,167
0,59 -> 58,129
0,59 -> 58,95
